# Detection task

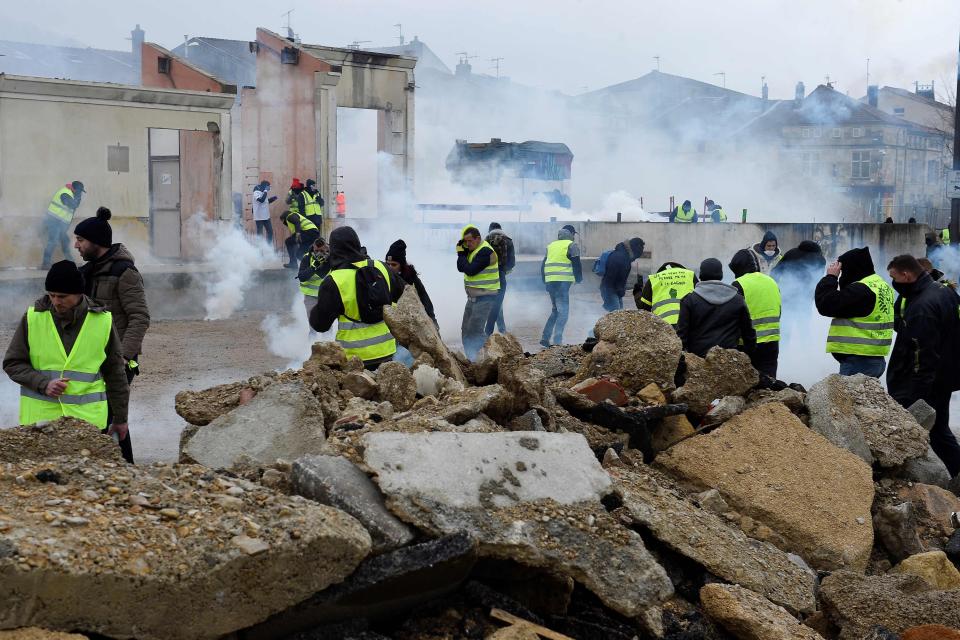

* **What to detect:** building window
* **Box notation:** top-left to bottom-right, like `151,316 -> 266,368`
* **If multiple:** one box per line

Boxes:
909,159 -> 923,182
893,107 -> 905,115
801,152 -> 820,177
801,127 -> 811,139
157,57 -> 171,74
851,127 -> 864,138
928,160 -> 941,184
831,128 -> 842,138
812,127 -> 822,138
107,145 -> 129,173
852,150 -> 871,178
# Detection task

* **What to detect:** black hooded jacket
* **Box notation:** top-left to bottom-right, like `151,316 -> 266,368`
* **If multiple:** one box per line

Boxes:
748,231 -> 782,273
601,238 -> 644,304
814,247 -> 877,320
677,279 -> 756,358
309,227 -> 405,332
887,272 -> 960,402
772,240 -> 825,296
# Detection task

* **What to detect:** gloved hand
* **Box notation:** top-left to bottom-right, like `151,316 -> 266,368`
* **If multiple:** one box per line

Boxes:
456,240 -> 466,253
268,195 -> 278,203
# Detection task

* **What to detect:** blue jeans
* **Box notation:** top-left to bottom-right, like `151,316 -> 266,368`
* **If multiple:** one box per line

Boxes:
838,355 -> 886,378
542,281 -> 572,345
393,344 -> 414,368
42,216 -> 72,267
462,295 -> 497,360
485,280 -> 507,335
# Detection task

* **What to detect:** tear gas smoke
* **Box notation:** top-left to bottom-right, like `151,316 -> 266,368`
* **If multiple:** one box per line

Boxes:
260,292 -> 333,370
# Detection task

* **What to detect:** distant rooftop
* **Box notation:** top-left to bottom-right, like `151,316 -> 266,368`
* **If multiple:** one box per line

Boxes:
0,39 -> 137,84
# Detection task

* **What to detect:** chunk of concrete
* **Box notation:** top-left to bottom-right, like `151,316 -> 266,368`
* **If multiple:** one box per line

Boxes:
611,465 -> 816,614
0,458 -> 370,640
291,455 -> 415,553
180,382 -> 326,470
341,371 -> 378,400
895,447 -> 951,488
383,287 -> 466,385
363,431 -> 672,617
891,550 -> 960,590
375,362 -> 417,412
673,347 -> 759,416
656,403 -> 875,571
0,418 -> 121,464
806,374 -> 929,467
700,584 -> 824,640
474,334 -> 524,385
908,400 -> 937,431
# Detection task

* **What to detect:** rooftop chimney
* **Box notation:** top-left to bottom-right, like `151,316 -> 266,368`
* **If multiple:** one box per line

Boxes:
794,81 -> 805,106
867,85 -> 879,108
131,24 -> 144,84
455,60 -> 472,77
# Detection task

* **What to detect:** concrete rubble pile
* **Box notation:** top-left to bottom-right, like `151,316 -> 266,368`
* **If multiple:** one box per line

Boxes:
3,306 -> 960,639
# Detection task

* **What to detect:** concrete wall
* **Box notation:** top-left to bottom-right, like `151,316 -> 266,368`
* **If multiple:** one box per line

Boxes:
0,82 -> 232,267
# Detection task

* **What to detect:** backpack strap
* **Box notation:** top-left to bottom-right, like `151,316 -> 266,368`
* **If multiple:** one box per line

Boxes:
109,260 -> 137,278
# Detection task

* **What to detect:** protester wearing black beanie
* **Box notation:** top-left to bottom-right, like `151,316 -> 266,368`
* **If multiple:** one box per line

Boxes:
45,260 -> 85,294
386,239 -> 407,266
74,207 -> 113,248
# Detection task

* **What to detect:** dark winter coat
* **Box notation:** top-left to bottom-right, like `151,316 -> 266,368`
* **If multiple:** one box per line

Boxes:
814,247 -> 880,362
677,281 -> 756,358
887,272 -> 960,404
398,264 -> 436,322
309,227 -> 404,333
79,244 -> 150,360
3,295 -> 129,422
601,239 -> 644,310
771,240 -> 825,301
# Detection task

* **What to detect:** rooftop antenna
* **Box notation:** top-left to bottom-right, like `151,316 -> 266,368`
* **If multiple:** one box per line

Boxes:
456,51 -> 477,64
825,74 -> 833,88
866,57 -> 870,87
282,9 -> 294,39
394,23 -> 403,45
348,40 -> 371,50
653,55 -> 660,72
761,75 -> 766,92
714,71 -> 726,88
490,57 -> 504,78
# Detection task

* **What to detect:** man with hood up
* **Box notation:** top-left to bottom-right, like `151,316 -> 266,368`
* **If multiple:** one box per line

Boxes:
815,246 -> 895,378
748,231 -> 782,275
485,222 -> 516,335
539,225 -> 582,347
302,178 -> 325,228
601,238 -> 644,312
252,180 -> 278,244
730,249 -> 781,378
886,254 -> 960,477
677,258 -> 756,358
669,200 -> 697,223
635,261 -> 697,324
309,227 -> 405,370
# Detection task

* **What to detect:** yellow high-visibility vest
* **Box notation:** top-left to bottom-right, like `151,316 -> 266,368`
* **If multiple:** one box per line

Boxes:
299,253 -> 327,297
285,211 -> 318,235
544,239 -> 574,283
330,260 -> 396,362
674,205 -> 696,223
826,274 -> 894,357
735,272 -> 781,343
47,187 -> 75,224
20,307 -> 111,429
464,240 -> 501,291
303,191 -> 323,217
647,268 -> 695,324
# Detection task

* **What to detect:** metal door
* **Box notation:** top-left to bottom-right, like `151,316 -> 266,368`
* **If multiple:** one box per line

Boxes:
150,159 -> 181,257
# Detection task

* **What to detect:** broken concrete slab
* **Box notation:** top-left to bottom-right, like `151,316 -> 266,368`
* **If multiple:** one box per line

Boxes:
383,287 -> 466,385
872,502 -> 925,563
897,483 -> 960,536
302,341 -> 348,370
656,403 -> 875,571
746,388 -> 806,413
0,457 -> 370,640
891,550 -> 960,590
375,362 -> 417,412
895,447 -> 951,488
611,464 -> 816,614
701,395 -> 746,428
0,630 -> 89,640
820,570 -> 960,639
673,347 -> 759,416
650,415 -> 695,453
576,310 -> 682,394
806,374 -> 929,468
908,400 -> 937,432
238,533 -> 476,640
291,455 -> 415,553
0,418 -> 121,464
699,584 -> 824,640
180,382 -> 326,470
475,334 -> 524,386
526,344 -> 586,380
341,371 -> 378,400
363,431 -> 673,617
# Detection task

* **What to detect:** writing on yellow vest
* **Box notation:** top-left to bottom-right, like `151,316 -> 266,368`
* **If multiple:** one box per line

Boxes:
826,274 -> 894,356
330,260 -> 396,362
647,267 -> 695,324
47,187 -> 75,224
544,239 -> 574,282
20,307 -> 111,429
735,272 -> 781,343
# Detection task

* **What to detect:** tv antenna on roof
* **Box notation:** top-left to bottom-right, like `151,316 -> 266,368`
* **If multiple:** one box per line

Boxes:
394,23 -> 404,45
282,9 -> 294,39
348,40 -> 371,50
456,51 -> 477,64
490,57 -> 504,78
653,55 -> 660,72
714,71 -> 726,88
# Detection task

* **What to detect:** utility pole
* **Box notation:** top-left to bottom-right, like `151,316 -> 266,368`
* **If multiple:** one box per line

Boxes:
866,57 -> 870,88
950,29 -> 960,246
490,57 -> 504,78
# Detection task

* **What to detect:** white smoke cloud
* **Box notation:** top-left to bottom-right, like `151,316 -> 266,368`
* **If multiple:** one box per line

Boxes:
260,292 -> 333,370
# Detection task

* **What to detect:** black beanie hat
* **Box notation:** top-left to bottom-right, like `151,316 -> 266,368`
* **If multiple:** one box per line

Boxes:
386,239 -> 407,265
699,258 -> 724,281
45,260 -> 85,294
74,207 -> 113,248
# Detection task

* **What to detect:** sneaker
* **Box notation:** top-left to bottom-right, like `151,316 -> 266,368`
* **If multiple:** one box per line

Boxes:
539,339 -> 551,348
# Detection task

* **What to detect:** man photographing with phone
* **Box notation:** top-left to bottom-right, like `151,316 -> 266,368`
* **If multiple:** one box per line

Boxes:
3,260 -> 131,459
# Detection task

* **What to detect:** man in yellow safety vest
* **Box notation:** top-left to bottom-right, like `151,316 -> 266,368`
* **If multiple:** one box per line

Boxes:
815,246 -> 894,378
280,209 -> 320,269
670,200 -> 697,223
298,235 -> 329,320
42,180 -> 85,268
540,224 -> 582,347
308,227 -> 405,369
636,262 -> 697,324
302,179 -> 325,228
730,249 -> 781,378
458,225 -> 501,359
3,261 -> 130,453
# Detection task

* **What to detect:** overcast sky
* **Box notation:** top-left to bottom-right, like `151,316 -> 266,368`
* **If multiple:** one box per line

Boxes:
3,0 -> 959,100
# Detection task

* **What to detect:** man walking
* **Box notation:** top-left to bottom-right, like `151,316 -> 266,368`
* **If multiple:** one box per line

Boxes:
252,180 -> 278,244
815,247 -> 894,377
600,237 -> 644,312
4,261 -> 130,454
458,225 -> 500,359
485,222 -> 516,335
73,207 -> 149,462
540,224 -> 582,347
42,180 -> 85,267
886,254 -> 960,477
730,249 -> 781,378
677,258 -> 756,357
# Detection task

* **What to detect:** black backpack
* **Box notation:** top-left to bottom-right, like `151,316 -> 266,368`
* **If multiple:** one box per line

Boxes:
348,260 -> 392,324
